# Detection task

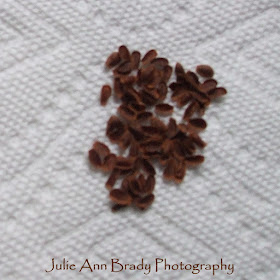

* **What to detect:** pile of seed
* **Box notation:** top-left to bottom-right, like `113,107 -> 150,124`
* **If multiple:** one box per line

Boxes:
89,45 -> 227,211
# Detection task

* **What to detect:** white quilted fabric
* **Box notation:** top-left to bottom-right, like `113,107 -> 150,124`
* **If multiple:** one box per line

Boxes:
0,0 -> 279,279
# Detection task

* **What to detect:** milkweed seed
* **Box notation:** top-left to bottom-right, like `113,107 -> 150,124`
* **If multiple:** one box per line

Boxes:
118,45 -> 130,61
142,49 -> 157,64
93,141 -> 110,159
89,148 -> 102,167
116,61 -> 132,74
143,175 -> 155,194
106,116 -> 126,142
91,46 -> 227,211
131,51 -> 141,70
185,155 -> 205,167
105,52 -> 121,68
102,153 -> 117,172
188,118 -> 207,131
109,189 -> 132,205
208,87 -> 227,99
163,65 -> 173,82
106,170 -> 120,190
100,85 -> 112,106
175,62 -> 185,78
151,57 -> 169,69
141,158 -> 156,175
183,101 -> 199,120
199,79 -> 217,93
155,103 -> 174,116
196,64 -> 214,78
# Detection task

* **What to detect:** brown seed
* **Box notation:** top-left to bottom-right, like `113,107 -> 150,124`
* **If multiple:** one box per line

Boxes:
162,65 -> 173,82
129,141 -> 140,157
185,155 -> 205,167
88,148 -> 102,167
141,158 -> 156,175
102,153 -> 117,172
118,104 -> 136,121
208,87 -> 227,99
118,45 -> 130,61
93,141 -> 110,159
134,194 -> 155,210
129,178 -> 143,195
178,123 -> 188,133
169,82 -> 181,91
190,90 -> 210,104
151,57 -> 169,69
188,118 -> 207,131
174,161 -> 187,183
109,189 -> 132,205
171,88 -> 189,102
143,175 -> 155,194
141,90 -> 158,106
139,65 -> 155,85
155,103 -> 173,116
189,133 -> 207,148
130,103 -> 146,112
105,52 -> 121,68
167,118 -> 177,138
185,71 -> 200,87
121,176 -> 131,192
100,85 -> 112,106
199,79 -> 217,93
142,49 -> 157,64
150,117 -> 168,133
118,131 -> 132,150
106,116 -> 126,142
196,64 -> 214,78
175,62 -> 185,78
120,75 -> 137,85
106,170 -> 119,190
141,125 -> 163,136
181,138 -> 196,155
163,158 -> 176,180
115,156 -> 134,170
172,140 -> 188,159
157,82 -> 168,100
121,89 -> 142,105
138,174 -> 146,190
116,61 -> 132,74
130,51 -> 141,70
140,140 -> 162,153
128,126 -> 146,142
137,111 -> 153,121
183,101 -> 199,120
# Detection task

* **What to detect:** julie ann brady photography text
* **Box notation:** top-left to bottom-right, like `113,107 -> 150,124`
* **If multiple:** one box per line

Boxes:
45,258 -> 234,276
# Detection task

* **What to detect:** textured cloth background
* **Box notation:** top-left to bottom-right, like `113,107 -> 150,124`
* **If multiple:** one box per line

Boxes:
0,0 -> 279,279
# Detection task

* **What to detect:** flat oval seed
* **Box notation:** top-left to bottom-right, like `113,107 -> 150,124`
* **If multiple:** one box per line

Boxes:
109,189 -> 132,205
142,49 -> 157,64
155,103 -> 174,116
105,52 -> 121,68
185,155 -> 205,167
118,45 -> 130,61
134,194 -> 155,210
188,118 -> 207,130
88,148 -> 102,167
100,85 -> 112,106
131,51 -> 141,70
196,64 -> 214,78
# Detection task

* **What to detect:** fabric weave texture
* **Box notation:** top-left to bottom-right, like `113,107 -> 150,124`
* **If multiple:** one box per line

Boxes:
0,0 -> 279,279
